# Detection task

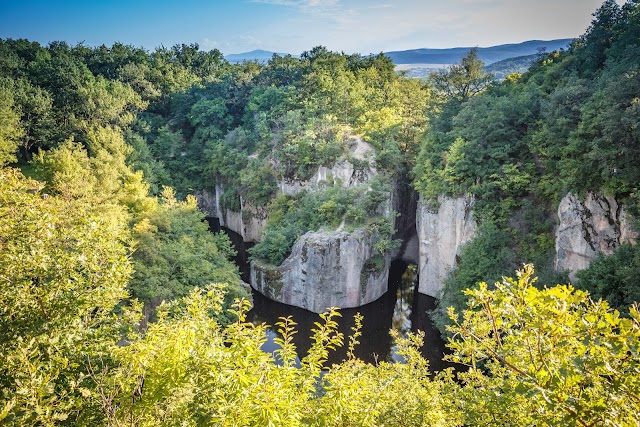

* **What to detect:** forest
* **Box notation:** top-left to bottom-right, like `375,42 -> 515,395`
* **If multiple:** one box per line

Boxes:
1,0 -> 639,425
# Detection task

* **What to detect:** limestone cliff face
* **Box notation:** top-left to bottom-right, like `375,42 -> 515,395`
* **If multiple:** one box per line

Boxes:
194,189 -> 216,218
278,137 -> 376,197
251,229 -> 390,313
198,138 -> 377,243
196,184 -> 267,243
555,193 -> 637,280
249,137 -> 396,311
416,196 -> 477,297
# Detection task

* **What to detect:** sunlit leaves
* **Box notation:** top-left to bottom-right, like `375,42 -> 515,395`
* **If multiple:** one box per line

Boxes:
447,265 -> 640,426
0,168 -> 133,425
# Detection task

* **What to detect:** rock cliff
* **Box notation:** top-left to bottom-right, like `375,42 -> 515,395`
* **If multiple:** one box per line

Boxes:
278,137 -> 376,197
416,196 -> 477,297
198,137 -> 376,243
555,193 -> 637,280
248,137 -> 397,311
250,229 -> 390,313
196,184 -> 267,243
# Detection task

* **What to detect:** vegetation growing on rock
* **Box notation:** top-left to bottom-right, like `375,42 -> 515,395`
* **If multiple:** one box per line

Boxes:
415,0 -> 640,335
0,0 -> 639,424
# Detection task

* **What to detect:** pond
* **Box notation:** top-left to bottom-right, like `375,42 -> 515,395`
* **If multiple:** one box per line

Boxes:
208,218 -> 455,371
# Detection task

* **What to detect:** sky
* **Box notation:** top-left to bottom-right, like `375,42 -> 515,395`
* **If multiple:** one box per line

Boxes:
0,0 -> 621,55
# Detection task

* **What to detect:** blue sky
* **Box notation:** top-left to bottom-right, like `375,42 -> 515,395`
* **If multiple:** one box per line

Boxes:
0,0 -> 619,55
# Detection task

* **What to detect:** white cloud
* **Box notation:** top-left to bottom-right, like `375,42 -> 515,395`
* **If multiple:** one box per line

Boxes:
201,38 -> 219,49
238,0 -> 612,55
251,0 -> 361,29
250,0 -> 340,10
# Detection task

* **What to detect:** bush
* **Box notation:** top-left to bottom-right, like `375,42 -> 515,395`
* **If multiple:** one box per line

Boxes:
575,243 -> 640,313
250,181 -> 393,266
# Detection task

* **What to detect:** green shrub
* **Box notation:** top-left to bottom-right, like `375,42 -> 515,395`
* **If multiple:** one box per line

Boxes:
250,181 -> 394,266
575,243 -> 640,313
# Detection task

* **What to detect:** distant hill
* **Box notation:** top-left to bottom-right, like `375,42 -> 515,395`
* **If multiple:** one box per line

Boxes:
397,52 -> 547,80
385,39 -> 572,65
485,54 -> 539,80
226,39 -> 572,68
224,49 -> 292,64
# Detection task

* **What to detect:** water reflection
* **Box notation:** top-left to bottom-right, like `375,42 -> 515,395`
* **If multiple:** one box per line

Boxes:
392,264 -> 417,335
208,221 -> 456,372
247,279 -> 395,365
247,260 -> 457,372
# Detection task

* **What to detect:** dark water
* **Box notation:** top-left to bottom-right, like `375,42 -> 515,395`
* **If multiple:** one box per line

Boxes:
206,219 -> 454,372
248,261 -> 455,371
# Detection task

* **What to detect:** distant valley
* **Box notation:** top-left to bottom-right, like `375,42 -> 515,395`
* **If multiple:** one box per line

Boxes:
224,49 -> 292,63
225,38 -> 572,78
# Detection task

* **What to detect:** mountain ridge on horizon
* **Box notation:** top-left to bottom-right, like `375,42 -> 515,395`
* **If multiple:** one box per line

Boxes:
225,38 -> 573,65
224,49 -> 292,63
385,38 -> 573,65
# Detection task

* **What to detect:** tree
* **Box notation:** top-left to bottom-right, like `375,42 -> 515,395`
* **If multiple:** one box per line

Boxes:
33,139 -> 98,199
578,0 -> 622,71
447,265 -> 640,426
0,168 -> 134,425
94,293 -> 458,427
575,243 -> 640,313
429,48 -> 494,102
129,187 -> 247,324
1,77 -> 56,160
0,83 -> 23,165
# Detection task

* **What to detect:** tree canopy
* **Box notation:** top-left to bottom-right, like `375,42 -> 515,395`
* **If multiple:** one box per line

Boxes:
415,0 -> 640,335
0,1 -> 639,424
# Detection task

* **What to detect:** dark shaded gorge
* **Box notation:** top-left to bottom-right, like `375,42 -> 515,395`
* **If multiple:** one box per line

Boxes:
206,217 -> 455,372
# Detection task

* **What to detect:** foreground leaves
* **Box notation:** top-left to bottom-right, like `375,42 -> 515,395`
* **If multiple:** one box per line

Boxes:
448,264 -> 640,426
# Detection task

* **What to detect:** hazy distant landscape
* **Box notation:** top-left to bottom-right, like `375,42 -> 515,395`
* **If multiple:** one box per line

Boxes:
225,38 -> 573,79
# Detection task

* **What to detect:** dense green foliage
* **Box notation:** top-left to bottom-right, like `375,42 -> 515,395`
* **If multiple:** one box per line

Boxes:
1,37 -> 432,270
575,243 -> 640,314
3,211 -> 638,426
1,1 -> 640,424
417,0 -> 640,218
0,39 -> 246,320
251,178 -> 395,265
130,187 -> 245,324
0,83 -> 23,165
447,265 -> 640,426
184,48 -> 430,264
416,0 -> 640,334
0,168 -> 134,425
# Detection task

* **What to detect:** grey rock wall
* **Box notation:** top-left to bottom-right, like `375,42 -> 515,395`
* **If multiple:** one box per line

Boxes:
251,229 -> 390,313
195,184 -> 267,243
555,193 -> 637,280
416,196 -> 477,297
278,137 -> 377,197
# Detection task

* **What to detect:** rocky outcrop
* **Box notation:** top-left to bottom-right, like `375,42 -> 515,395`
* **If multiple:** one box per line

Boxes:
416,196 -> 477,297
249,138 -> 396,312
278,137 -> 377,197
198,138 -> 377,243
196,184 -> 267,243
195,188 -> 217,219
251,229 -> 390,313
555,193 -> 638,280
